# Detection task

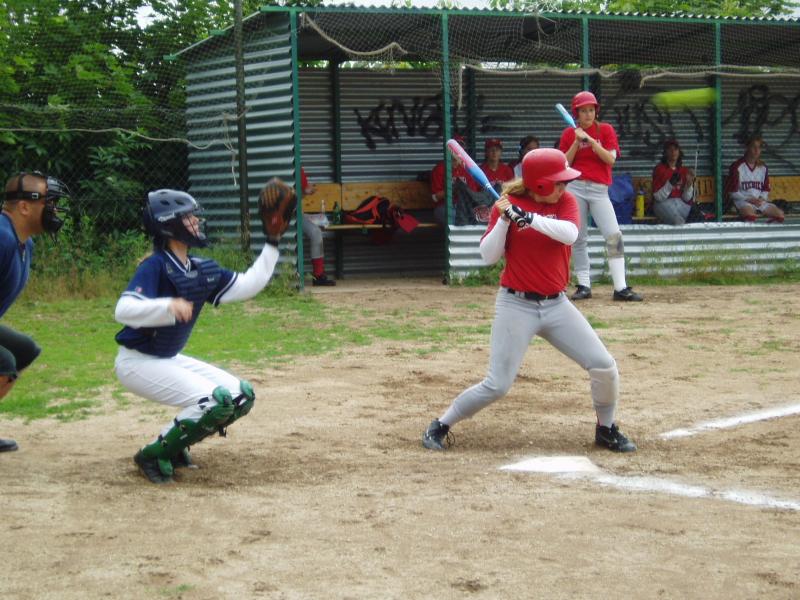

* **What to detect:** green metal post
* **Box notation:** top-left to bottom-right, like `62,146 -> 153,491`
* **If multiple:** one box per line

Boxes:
441,11 -> 453,285
465,67 -> 476,158
290,9 -> 304,288
330,60 -> 343,184
233,0 -> 250,254
582,17 -> 590,91
713,21 -> 724,222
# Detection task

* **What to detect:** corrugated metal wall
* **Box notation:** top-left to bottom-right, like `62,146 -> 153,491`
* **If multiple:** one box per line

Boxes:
449,222 -> 800,280
185,14 -> 295,247
721,78 -> 800,176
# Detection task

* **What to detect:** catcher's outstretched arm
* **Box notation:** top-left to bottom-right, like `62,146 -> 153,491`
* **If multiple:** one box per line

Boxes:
215,244 -> 279,305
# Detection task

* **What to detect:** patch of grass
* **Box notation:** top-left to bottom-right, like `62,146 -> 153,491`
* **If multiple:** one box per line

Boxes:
0,282 -> 496,420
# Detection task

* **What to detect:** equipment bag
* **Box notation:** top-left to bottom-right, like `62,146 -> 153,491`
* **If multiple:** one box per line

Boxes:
344,196 -> 395,228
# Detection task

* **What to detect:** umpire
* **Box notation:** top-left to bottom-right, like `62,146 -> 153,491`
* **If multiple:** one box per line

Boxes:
0,171 -> 68,452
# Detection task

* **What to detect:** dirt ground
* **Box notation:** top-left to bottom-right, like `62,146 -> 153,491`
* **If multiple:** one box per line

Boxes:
2,281 -> 799,599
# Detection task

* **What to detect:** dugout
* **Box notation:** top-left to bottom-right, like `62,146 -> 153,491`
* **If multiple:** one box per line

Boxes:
173,6 -> 800,282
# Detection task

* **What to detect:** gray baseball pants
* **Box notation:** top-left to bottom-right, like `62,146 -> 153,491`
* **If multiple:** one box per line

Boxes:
440,289 -> 619,427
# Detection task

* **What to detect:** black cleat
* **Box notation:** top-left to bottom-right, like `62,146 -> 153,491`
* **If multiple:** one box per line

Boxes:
134,450 -> 173,484
0,438 -> 19,452
422,419 -> 452,451
595,424 -> 637,453
312,274 -> 336,286
613,287 -> 643,302
571,285 -> 592,300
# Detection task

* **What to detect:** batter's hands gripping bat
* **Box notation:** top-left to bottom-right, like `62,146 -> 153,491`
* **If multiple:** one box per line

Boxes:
555,103 -> 576,128
445,139 -> 530,228
446,138 -> 500,201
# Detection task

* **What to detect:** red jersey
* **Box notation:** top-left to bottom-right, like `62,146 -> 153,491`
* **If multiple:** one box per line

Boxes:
558,122 -> 620,186
482,190 -> 580,295
300,167 -> 310,192
430,160 -> 480,205
479,162 -> 515,186
652,163 -> 692,200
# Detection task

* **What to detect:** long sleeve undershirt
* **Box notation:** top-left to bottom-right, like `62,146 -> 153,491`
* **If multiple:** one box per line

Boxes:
115,244 -> 279,329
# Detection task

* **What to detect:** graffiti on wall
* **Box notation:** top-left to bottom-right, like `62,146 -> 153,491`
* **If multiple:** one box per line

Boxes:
722,84 -> 800,151
353,93 -> 511,149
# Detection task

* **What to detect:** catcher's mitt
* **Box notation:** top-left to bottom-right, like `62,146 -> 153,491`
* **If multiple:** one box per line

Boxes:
258,178 -> 297,245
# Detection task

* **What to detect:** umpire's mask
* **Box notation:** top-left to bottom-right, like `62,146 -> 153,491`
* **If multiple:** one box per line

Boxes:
5,172 -> 70,236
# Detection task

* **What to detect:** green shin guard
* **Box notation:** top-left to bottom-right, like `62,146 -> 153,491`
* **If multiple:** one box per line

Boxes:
219,380 -> 255,434
140,386 -> 235,476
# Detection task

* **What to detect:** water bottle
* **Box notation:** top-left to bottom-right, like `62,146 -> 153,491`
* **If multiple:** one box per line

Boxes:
635,186 -> 646,218
319,199 -> 330,228
333,202 -> 342,224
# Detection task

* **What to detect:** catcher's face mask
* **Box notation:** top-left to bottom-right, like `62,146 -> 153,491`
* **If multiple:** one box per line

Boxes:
5,172 -> 70,236
144,189 -> 208,248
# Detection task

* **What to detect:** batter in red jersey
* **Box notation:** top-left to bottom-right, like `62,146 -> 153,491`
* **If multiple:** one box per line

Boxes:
559,91 -> 642,302
422,148 -> 636,453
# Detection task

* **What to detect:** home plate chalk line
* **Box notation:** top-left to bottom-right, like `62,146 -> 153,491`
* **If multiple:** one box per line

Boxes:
500,456 -> 800,512
659,402 -> 800,440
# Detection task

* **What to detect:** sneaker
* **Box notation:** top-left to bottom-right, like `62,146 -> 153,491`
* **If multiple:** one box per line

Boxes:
595,424 -> 637,453
312,274 -> 336,286
613,287 -> 643,302
134,450 -> 173,484
422,419 -> 453,451
0,438 -> 19,453
571,285 -> 592,300
171,447 -> 198,470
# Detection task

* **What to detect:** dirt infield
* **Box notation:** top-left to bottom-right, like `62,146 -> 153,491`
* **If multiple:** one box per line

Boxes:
2,281 -> 799,599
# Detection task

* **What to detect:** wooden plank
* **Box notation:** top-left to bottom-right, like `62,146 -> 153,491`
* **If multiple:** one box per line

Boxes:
301,183 -> 342,213
341,181 -> 433,211
770,176 -> 800,202
324,222 -> 441,231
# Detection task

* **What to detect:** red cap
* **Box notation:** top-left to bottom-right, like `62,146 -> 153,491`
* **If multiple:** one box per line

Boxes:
484,138 -> 503,150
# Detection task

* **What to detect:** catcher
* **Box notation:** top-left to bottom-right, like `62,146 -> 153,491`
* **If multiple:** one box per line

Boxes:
114,180 -> 296,484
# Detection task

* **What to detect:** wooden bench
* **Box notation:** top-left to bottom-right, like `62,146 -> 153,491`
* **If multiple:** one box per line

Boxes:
630,175 -> 800,223
300,180 -> 441,278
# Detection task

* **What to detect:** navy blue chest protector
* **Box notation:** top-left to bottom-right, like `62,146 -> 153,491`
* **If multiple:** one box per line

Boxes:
117,258 -> 222,357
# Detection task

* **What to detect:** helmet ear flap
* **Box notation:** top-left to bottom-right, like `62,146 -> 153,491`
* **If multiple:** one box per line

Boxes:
534,179 -> 555,196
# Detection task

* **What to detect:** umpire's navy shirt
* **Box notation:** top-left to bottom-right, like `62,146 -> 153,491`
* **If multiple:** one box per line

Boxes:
0,212 -> 33,319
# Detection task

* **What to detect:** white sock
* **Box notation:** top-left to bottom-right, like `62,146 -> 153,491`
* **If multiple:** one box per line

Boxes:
608,257 -> 627,291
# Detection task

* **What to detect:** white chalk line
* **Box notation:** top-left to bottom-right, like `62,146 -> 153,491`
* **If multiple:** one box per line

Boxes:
501,456 -> 800,512
659,403 -> 800,440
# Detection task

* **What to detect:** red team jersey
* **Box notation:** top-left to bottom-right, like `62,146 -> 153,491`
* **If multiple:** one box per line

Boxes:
558,122 -> 620,186
482,190 -> 580,295
479,162 -> 515,186
430,161 -> 480,205
652,163 -> 692,200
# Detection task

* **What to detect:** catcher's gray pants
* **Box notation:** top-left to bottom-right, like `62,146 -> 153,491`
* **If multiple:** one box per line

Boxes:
654,198 -> 691,225
567,180 -> 626,290
302,218 -> 324,260
440,289 -> 619,428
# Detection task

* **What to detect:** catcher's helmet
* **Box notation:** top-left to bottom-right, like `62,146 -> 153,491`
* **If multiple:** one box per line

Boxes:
522,148 -> 581,196
143,189 -> 208,248
571,91 -> 599,116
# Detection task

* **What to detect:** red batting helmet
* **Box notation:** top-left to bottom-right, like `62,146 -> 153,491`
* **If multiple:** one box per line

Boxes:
522,148 -> 581,196
571,91 -> 599,116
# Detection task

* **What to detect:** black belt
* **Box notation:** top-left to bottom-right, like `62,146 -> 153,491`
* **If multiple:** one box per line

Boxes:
506,288 -> 563,301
